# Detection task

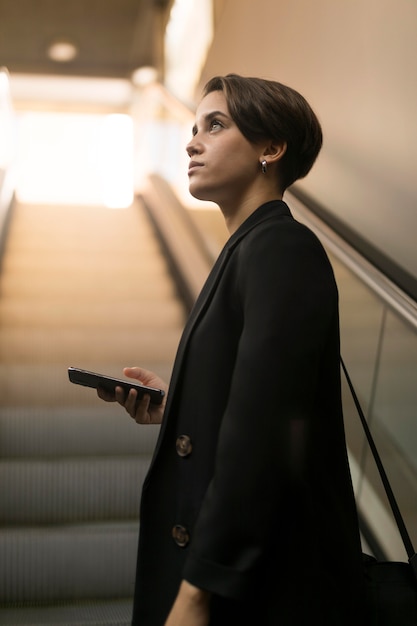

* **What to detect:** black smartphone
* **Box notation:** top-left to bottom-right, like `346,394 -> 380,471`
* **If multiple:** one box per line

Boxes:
68,367 -> 165,406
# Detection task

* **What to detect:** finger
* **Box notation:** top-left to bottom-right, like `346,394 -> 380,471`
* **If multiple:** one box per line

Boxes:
124,388 -> 139,418
134,394 -> 151,424
97,387 -> 115,402
114,385 -> 127,406
123,367 -> 145,382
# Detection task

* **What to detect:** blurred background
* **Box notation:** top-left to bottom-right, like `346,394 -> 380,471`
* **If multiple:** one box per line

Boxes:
0,1 -> 416,623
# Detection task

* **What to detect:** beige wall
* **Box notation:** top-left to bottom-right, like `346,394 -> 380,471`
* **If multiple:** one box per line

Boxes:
197,0 -> 417,280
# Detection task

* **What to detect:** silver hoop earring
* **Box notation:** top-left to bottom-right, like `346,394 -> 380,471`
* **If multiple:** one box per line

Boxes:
261,160 -> 267,174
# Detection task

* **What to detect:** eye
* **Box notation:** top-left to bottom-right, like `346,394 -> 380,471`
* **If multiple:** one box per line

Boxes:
209,118 -> 223,131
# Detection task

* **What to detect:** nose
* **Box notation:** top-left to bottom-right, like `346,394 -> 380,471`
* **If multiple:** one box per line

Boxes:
186,136 -> 201,157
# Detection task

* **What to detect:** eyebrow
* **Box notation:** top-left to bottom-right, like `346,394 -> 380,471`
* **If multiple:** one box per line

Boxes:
192,110 -> 231,135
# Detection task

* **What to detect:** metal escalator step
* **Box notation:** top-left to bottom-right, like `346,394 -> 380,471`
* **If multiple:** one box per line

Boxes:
0,522 -> 139,604
0,362 -> 172,409
0,298 -> 185,329
0,327 -> 182,364
0,270 -> 176,299
0,598 -> 133,625
0,456 -> 150,524
0,407 -> 160,458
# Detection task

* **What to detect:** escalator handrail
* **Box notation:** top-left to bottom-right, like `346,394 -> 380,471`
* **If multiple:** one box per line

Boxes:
287,189 -> 417,332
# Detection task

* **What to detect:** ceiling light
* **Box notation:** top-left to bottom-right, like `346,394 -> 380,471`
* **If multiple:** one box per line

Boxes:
48,40 -> 78,63
131,66 -> 158,87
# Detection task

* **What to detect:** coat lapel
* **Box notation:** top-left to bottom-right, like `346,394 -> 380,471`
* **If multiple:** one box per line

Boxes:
149,242 -> 233,461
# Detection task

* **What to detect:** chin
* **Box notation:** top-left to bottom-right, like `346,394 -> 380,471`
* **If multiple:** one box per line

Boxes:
188,186 -> 210,202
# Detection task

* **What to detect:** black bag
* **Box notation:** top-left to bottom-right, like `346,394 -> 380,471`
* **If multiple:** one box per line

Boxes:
341,358 -> 417,626
363,555 -> 417,625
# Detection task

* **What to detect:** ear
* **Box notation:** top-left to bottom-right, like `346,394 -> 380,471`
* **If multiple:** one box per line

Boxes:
260,140 -> 287,167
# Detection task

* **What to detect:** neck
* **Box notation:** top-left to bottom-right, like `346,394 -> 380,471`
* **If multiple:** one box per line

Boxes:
221,191 -> 283,235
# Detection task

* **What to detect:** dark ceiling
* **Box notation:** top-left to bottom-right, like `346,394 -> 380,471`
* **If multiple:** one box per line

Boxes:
0,0 -> 173,79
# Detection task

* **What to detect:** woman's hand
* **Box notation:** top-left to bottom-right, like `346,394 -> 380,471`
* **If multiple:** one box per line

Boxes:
97,366 -> 168,425
164,581 -> 211,626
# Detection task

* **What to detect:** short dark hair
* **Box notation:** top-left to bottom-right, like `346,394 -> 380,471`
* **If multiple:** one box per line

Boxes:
203,74 -> 323,191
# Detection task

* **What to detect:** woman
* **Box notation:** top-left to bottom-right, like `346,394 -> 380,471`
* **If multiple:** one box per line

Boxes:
99,74 -> 366,625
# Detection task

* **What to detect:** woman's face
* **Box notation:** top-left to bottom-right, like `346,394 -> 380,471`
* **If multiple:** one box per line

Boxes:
186,90 -> 263,208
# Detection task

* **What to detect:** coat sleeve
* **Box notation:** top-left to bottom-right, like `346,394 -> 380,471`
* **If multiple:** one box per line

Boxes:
182,220 -> 340,599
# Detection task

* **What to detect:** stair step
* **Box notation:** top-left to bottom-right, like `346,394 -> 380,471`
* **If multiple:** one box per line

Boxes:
4,202 -> 158,247
0,271 -> 176,299
0,456 -> 152,524
0,299 -> 185,329
0,363 -> 172,407
0,327 -> 181,364
0,599 -> 133,626
0,406 -> 160,458
0,522 -> 139,603
2,246 -> 167,271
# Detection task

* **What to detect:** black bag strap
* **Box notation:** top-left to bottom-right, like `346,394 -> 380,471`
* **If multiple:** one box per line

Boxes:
340,356 -> 417,577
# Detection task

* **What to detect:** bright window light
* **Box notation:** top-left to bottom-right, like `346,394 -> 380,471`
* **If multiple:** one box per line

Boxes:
96,114 -> 134,208
165,0 -> 213,103
16,112 -> 134,208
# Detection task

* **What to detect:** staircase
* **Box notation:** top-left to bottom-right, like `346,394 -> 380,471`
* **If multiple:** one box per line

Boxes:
0,199 -> 186,624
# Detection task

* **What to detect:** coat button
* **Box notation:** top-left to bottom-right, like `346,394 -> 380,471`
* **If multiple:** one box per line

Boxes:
172,524 -> 190,548
176,435 -> 193,457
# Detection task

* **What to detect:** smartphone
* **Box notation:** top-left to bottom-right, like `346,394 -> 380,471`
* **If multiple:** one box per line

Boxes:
68,367 -> 165,406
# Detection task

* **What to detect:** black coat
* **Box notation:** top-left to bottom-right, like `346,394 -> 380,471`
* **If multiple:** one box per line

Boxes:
132,201 -> 366,625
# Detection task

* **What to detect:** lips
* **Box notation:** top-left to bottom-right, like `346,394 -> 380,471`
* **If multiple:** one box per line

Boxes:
188,161 -> 203,175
